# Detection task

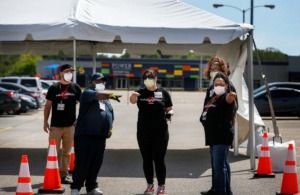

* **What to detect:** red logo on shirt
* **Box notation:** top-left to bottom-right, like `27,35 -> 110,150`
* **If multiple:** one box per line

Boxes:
147,97 -> 155,104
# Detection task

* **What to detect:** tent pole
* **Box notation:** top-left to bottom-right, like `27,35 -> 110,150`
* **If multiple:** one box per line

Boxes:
247,31 -> 255,170
92,43 -> 96,74
73,39 -> 77,83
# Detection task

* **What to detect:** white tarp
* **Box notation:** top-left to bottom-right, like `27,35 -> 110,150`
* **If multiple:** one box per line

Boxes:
0,0 -> 253,55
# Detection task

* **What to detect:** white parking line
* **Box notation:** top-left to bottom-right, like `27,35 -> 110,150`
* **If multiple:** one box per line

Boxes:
0,127 -> 11,132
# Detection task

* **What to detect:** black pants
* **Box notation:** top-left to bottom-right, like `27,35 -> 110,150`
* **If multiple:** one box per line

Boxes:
137,121 -> 169,185
71,135 -> 106,192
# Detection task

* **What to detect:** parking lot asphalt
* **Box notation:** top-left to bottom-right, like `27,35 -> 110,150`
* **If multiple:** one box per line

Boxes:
0,90 -> 299,195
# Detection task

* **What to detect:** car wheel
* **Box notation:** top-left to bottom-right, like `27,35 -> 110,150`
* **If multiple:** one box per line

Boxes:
6,110 -> 16,115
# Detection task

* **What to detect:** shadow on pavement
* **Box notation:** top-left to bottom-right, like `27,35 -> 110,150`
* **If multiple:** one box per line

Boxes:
0,148 -> 248,178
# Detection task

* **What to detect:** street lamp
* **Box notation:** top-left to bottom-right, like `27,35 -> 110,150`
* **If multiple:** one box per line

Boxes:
213,4 -> 275,24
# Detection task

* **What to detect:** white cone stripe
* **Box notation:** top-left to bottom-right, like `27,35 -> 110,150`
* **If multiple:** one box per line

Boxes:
48,145 -> 58,156
286,150 -> 297,162
16,183 -> 32,192
46,160 -> 59,169
262,139 -> 268,146
284,165 -> 297,173
260,151 -> 270,157
71,146 -> 74,153
19,163 -> 30,177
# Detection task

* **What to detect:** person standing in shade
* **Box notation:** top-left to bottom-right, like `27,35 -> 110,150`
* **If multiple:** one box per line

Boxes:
43,64 -> 82,184
200,57 -> 238,195
130,69 -> 174,195
70,73 -> 121,195
200,72 -> 237,195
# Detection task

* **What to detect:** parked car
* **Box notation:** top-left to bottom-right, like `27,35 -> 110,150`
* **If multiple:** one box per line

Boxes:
0,82 -> 41,109
0,87 -> 37,114
254,87 -> 300,117
0,76 -> 45,106
254,82 -> 300,95
0,89 -> 21,115
41,80 -> 58,98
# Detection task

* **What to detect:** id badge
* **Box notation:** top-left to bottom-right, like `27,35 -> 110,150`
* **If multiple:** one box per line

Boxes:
154,92 -> 163,98
99,102 -> 106,111
202,111 -> 207,120
57,103 -> 65,111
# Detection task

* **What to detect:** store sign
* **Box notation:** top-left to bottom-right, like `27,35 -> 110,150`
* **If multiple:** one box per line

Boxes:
111,63 -> 132,75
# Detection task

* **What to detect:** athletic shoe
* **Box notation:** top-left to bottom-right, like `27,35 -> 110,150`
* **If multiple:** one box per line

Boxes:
71,189 -> 80,195
144,184 -> 154,194
87,188 -> 103,195
156,185 -> 166,195
61,176 -> 72,184
200,189 -> 215,195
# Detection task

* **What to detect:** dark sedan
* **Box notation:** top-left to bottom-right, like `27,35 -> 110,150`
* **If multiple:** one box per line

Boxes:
0,87 -> 37,114
0,89 -> 21,115
0,82 -> 40,109
254,87 -> 300,117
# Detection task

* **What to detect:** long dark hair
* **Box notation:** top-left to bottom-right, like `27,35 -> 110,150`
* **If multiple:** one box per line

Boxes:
213,72 -> 231,93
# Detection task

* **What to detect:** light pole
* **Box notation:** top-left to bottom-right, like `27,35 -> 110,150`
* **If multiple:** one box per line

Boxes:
213,4 -> 275,24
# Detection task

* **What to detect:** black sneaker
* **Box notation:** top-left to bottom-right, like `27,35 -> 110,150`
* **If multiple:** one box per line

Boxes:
200,189 -> 215,195
61,176 -> 72,184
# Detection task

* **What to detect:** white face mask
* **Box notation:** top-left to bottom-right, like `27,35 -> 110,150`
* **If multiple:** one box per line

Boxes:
64,72 -> 73,82
210,71 -> 219,80
144,78 -> 155,88
214,86 -> 226,96
95,83 -> 105,91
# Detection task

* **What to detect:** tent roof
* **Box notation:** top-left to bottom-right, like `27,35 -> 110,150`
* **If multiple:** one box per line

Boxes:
0,0 -> 253,55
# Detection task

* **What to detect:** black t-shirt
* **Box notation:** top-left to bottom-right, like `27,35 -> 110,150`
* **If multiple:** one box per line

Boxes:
200,93 -> 235,146
46,82 -> 81,127
136,87 -> 173,125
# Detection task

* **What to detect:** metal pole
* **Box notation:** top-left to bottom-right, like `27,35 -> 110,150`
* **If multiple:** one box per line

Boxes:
250,0 -> 254,25
247,32 -> 255,170
73,39 -> 77,84
92,43 -> 96,74
199,56 -> 203,90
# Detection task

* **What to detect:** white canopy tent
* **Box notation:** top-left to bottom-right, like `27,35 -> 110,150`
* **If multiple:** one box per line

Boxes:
0,0 -> 262,168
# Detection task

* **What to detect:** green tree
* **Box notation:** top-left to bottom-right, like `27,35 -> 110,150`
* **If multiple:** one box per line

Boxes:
254,47 -> 288,62
0,55 -> 19,77
4,52 -> 42,76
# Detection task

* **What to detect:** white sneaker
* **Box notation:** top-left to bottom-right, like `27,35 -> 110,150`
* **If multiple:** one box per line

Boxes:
87,188 -> 103,195
144,184 -> 154,194
156,185 -> 166,195
71,189 -> 80,195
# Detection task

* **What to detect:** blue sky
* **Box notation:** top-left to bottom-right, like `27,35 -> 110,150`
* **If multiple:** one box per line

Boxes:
181,0 -> 300,56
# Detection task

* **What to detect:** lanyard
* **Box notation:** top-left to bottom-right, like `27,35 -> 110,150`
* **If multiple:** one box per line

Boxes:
204,96 -> 218,111
60,83 -> 70,100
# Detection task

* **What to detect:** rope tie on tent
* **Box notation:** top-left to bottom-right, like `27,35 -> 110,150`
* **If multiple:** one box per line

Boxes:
251,37 -> 282,145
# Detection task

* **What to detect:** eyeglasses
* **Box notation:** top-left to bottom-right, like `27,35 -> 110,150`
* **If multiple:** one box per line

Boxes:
142,74 -> 155,80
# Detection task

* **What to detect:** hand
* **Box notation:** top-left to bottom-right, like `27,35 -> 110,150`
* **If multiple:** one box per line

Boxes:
131,92 -> 140,97
107,129 -> 112,138
109,94 -> 122,102
228,91 -> 237,99
43,122 -> 50,133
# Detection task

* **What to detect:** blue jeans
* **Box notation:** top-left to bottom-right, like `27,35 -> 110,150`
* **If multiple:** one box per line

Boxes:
210,144 -> 231,195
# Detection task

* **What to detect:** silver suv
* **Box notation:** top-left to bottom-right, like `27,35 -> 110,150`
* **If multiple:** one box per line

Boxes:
0,76 -> 45,107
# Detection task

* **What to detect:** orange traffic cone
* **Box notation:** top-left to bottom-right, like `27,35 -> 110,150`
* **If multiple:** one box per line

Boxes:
16,155 -> 32,195
38,139 -> 65,194
69,144 -> 75,174
254,132 -> 275,178
276,144 -> 300,195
